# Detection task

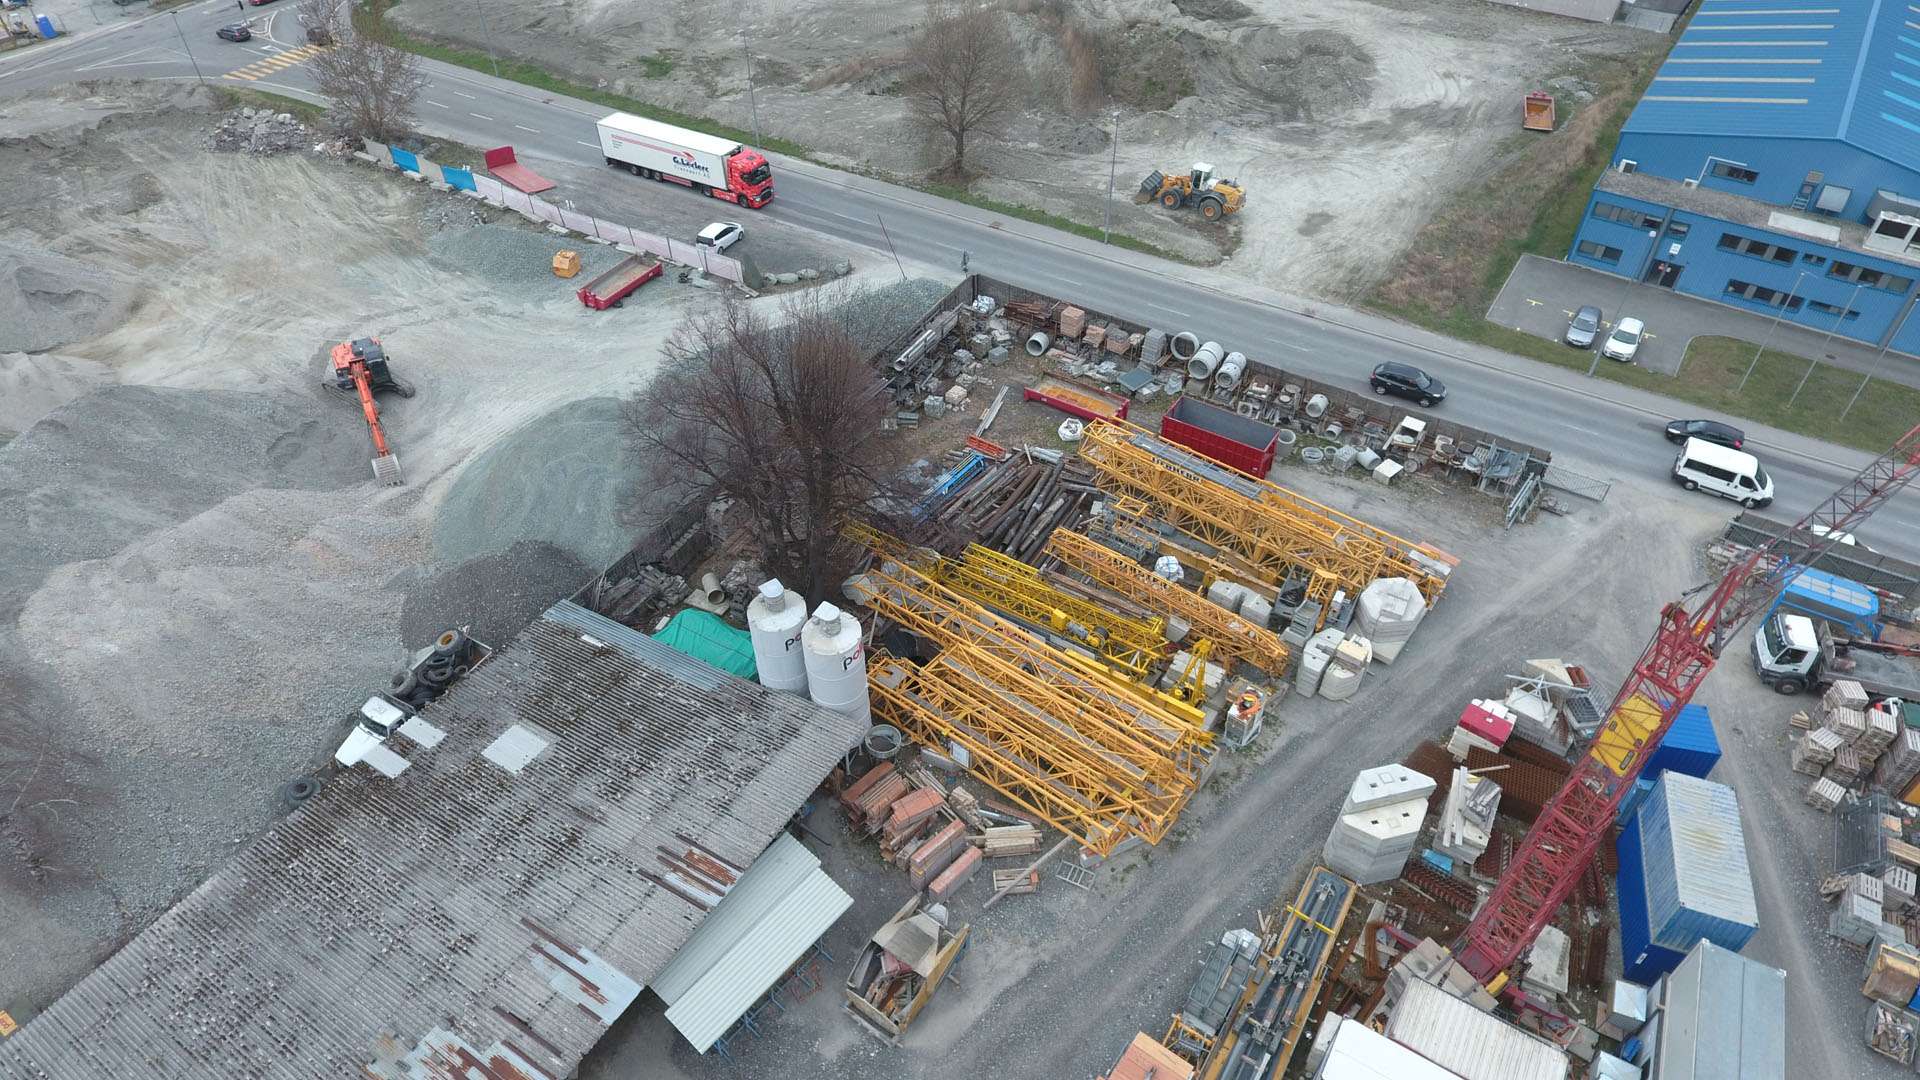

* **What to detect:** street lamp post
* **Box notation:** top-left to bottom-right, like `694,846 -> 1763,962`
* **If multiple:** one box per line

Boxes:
1588,252 -> 1648,377
1102,109 -> 1118,245
1841,300 -> 1917,421
1788,281 -> 1866,408
1737,269 -> 1808,393
473,0 -> 500,77
170,11 -> 206,86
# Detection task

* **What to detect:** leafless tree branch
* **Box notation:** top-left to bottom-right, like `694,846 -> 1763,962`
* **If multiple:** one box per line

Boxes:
902,1 -> 1026,179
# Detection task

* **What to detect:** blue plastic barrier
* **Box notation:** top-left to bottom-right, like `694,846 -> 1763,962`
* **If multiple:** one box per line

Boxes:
440,166 -> 477,192
388,147 -> 419,173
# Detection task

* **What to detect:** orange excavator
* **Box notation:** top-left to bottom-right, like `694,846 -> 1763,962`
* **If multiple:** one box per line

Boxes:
326,337 -> 415,486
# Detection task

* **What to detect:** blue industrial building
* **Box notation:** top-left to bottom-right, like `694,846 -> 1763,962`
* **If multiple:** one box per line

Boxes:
1567,0 -> 1920,356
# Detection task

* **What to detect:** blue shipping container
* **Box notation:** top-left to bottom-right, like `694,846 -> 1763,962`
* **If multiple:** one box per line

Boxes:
1634,772 -> 1758,954
1617,813 -> 1689,983
1644,704 -> 1721,780
1616,777 -> 1656,824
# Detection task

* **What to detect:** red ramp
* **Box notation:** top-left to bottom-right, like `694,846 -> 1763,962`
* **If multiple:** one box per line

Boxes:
484,145 -> 556,194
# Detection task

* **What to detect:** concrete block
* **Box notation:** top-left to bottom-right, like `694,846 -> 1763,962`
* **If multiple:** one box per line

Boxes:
1523,924 -> 1571,1000
1342,765 -> 1438,816
927,845 -> 983,901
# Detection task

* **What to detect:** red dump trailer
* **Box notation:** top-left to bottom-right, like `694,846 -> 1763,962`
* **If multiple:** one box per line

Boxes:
577,254 -> 663,310
1160,396 -> 1281,478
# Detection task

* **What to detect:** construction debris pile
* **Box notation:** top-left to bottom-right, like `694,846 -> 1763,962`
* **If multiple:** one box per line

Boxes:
843,897 -> 970,1045
1791,679 -> 1915,811
208,108 -> 316,156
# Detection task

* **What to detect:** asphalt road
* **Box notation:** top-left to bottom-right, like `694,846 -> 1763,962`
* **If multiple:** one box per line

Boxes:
6,2 -> 1919,554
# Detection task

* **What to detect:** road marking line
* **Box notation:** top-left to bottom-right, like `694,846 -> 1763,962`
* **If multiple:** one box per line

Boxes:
576,140 -> 598,148
514,124 -> 539,133
1149,303 -> 1192,318
427,100 -> 448,108
1523,298 -> 1543,307
452,90 -> 476,99
1054,276 -> 1085,287
471,113 -> 494,121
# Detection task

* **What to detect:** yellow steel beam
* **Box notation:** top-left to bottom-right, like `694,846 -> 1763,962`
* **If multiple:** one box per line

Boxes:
849,561 -> 1215,764
1077,420 -> 1451,613
868,653 -> 1187,854
846,522 -> 1210,731
1045,529 -> 1292,677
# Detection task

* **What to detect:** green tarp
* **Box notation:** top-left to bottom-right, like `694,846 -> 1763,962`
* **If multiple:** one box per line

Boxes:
652,608 -> 758,680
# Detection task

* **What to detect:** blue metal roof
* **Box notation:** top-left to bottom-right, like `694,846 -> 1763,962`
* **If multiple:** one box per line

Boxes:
1627,0 -> 1920,169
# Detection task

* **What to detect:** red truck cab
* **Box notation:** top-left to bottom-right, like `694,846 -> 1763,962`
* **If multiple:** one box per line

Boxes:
729,149 -> 773,207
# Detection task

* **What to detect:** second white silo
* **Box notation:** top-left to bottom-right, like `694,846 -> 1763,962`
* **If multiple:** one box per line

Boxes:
746,579 -> 809,692
803,601 -> 870,725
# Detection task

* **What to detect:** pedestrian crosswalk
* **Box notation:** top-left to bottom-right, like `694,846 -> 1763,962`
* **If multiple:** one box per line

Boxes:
223,43 -> 326,82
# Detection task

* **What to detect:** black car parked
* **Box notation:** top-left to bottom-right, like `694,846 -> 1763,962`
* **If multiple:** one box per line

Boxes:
1369,361 -> 1446,407
1664,418 -> 1745,450
216,22 -> 253,40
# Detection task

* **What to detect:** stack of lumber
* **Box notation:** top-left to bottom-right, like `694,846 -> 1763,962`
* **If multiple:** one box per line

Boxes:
1831,746 -> 1868,786
1808,776 -> 1848,812
971,824 -> 1043,858
1877,730 -> 1920,794
842,763 -> 910,831
1829,705 -> 1869,748
1795,729 -> 1845,775
927,454 -> 1099,560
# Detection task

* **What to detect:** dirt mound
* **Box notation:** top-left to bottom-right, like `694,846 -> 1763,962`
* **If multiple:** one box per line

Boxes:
399,540 -> 595,646
1209,26 -> 1375,121
1172,0 -> 1251,19
0,247 -> 134,353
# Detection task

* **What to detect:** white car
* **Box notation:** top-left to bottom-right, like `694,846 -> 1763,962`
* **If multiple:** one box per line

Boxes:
1602,317 -> 1645,363
696,221 -> 744,251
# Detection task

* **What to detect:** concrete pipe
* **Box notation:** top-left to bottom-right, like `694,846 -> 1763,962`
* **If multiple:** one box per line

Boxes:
1187,340 -> 1225,380
1169,331 -> 1201,361
1273,428 -> 1298,460
688,573 -> 730,615
1025,331 -> 1052,357
1305,393 -> 1329,419
1213,351 -> 1247,391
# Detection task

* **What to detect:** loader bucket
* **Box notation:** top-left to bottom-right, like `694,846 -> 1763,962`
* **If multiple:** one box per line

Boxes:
372,454 -> 404,486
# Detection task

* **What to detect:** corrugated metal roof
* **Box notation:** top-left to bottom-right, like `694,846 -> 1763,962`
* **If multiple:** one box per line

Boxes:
1626,0 -> 1920,170
1640,772 -> 1759,932
0,600 -> 867,1080
1384,979 -> 1566,1080
1316,1016 -> 1460,1080
662,865 -> 852,1052
650,833 -> 821,1005
1655,941 -> 1787,1080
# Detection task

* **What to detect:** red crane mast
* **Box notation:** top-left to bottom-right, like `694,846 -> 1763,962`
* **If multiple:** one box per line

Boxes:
1455,424 -> 1920,983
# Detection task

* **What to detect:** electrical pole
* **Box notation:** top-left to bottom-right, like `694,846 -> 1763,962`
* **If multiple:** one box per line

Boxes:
1103,109 -> 1118,245
1737,270 -> 1807,393
1841,301 -> 1916,421
744,27 -> 762,148
171,11 -> 205,86
1789,281 -> 1866,408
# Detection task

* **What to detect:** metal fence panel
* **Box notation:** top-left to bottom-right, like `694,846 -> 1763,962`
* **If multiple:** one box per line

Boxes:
474,174 -> 506,204
416,158 -> 446,185
597,221 -> 636,247
560,209 -> 597,234
362,139 -> 393,166
1542,463 -> 1612,502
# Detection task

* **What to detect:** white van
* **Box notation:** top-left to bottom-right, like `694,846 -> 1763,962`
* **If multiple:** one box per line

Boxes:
1672,436 -> 1773,507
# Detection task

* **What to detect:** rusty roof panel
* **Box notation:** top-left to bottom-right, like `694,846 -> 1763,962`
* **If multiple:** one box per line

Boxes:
0,600 -> 866,1080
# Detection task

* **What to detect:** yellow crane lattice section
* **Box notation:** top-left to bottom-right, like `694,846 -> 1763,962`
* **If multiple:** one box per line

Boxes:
1044,529 -> 1292,677
1076,420 -> 1451,614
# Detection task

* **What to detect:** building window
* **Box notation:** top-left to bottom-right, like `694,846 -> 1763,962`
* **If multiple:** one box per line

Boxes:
1803,253 -> 1827,266
1724,280 -> 1805,311
1717,232 -> 1799,264
1830,260 -> 1917,293
1807,299 -> 1861,319
1666,221 -> 1691,239
1711,162 -> 1760,184
1591,202 -> 1664,230
1577,240 -> 1623,264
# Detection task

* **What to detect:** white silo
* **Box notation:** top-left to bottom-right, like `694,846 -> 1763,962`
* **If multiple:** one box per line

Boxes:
802,602 -> 870,725
747,579 -> 809,693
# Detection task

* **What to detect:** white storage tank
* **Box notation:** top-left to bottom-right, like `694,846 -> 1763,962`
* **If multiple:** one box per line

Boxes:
746,579 -> 809,692
803,602 -> 871,725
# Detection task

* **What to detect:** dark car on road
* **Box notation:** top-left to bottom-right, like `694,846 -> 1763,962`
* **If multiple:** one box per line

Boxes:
1565,305 -> 1602,348
1369,361 -> 1446,407
1665,418 -> 1745,450
216,22 -> 253,40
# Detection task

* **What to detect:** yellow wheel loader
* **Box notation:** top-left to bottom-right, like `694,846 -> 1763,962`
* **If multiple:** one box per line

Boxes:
1139,162 -> 1245,222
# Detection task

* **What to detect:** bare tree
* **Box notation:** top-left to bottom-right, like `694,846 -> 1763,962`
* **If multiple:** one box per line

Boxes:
306,0 -> 427,144
902,1 -> 1025,178
621,286 -> 903,605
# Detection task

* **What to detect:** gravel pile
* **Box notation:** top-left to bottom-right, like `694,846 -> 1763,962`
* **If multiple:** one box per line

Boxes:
0,352 -> 112,438
831,277 -> 953,353
420,197 -> 492,232
426,222 -> 628,291
0,246 -> 133,353
399,540 -> 594,646
207,107 -> 314,155
433,395 -> 641,570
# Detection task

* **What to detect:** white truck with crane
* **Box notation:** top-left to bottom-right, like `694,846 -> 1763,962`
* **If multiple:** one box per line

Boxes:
1751,612 -> 1920,698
